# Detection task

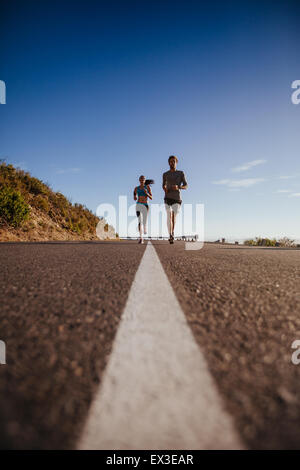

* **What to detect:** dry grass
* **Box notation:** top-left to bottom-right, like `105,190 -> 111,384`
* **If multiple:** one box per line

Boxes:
0,161 -> 114,241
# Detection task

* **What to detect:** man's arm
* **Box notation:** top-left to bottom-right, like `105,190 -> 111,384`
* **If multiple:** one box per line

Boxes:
133,186 -> 137,201
180,172 -> 188,190
162,172 -> 167,193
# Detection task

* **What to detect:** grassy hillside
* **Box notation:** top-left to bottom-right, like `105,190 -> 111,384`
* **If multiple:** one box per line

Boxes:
0,161 -> 115,241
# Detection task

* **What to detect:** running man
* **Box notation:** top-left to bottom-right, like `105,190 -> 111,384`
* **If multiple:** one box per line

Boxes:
134,175 -> 152,244
163,155 -> 188,244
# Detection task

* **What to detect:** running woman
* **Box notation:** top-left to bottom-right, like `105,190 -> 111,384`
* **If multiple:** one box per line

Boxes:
162,155 -> 188,244
134,175 -> 152,244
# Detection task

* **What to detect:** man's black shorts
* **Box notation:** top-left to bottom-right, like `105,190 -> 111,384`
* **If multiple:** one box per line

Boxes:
164,198 -> 182,206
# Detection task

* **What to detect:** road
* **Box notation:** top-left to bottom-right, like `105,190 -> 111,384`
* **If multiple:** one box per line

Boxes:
0,240 -> 300,449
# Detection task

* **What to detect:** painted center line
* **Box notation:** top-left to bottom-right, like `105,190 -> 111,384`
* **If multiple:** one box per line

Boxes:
78,242 -> 244,450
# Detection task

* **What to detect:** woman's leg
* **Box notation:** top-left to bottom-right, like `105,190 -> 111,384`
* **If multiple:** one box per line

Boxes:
143,205 -> 149,234
136,206 -> 143,242
139,221 -> 143,240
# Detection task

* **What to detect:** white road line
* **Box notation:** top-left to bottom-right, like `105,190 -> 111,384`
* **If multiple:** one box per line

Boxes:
78,242 -> 244,450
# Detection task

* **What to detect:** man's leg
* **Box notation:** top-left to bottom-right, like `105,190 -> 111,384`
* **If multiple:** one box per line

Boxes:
171,203 -> 181,240
171,211 -> 175,236
165,203 -> 173,239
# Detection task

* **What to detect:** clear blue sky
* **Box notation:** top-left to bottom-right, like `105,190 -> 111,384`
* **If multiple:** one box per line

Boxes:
1,0 -> 300,240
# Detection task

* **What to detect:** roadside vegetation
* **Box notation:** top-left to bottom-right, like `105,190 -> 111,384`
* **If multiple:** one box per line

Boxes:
244,237 -> 296,247
0,185 -> 30,227
0,160 -> 114,241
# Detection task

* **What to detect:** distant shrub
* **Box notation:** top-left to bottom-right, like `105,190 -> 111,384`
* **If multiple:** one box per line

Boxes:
33,194 -> 49,213
244,239 -> 256,246
257,237 -> 276,247
26,176 -> 48,195
278,237 -> 295,247
0,186 -> 30,227
244,236 -> 291,247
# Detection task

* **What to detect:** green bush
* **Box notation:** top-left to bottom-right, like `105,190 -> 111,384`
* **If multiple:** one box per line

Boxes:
26,176 -> 47,195
0,186 -> 30,227
33,194 -> 49,213
244,239 -> 256,246
244,237 -> 286,247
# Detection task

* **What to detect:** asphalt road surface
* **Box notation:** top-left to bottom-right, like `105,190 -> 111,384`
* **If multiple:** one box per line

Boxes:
0,240 -> 300,449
